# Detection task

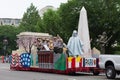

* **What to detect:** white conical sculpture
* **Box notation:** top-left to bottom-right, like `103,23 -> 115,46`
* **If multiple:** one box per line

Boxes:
78,6 -> 91,57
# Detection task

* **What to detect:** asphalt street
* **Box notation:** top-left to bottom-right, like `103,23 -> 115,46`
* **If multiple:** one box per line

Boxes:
0,63 -> 120,80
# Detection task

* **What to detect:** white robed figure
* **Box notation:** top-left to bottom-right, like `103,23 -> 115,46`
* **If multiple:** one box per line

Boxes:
67,30 -> 84,56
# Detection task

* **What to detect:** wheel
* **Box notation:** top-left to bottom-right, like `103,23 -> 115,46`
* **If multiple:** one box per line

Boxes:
93,70 -> 100,75
106,66 -> 116,79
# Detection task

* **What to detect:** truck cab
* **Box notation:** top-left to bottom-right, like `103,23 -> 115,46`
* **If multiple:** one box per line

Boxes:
99,55 -> 120,79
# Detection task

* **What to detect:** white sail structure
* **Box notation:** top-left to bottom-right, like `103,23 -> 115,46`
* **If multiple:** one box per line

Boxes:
78,7 -> 91,57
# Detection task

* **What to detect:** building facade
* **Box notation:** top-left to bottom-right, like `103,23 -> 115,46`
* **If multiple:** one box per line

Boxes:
0,5 -> 55,27
0,18 -> 21,26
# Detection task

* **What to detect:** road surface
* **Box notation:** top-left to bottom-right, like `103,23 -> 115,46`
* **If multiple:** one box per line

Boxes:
0,63 -> 120,80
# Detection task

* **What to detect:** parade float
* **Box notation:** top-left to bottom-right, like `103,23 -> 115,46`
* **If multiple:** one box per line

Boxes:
10,7 -> 101,75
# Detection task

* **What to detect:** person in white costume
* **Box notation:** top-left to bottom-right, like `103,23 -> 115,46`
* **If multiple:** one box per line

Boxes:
67,30 -> 84,57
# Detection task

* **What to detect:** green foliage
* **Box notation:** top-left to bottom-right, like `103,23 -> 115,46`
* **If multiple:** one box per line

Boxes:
1,0 -> 120,55
113,51 -> 120,55
20,3 -> 40,32
0,4 -> 41,55
36,18 -> 43,32
39,9 -> 62,36
58,0 -> 83,42
58,0 -> 120,53
112,45 -> 120,54
84,0 -> 120,53
0,25 -> 19,55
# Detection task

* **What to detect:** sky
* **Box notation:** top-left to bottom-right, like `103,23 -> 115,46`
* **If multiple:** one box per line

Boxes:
0,0 -> 68,18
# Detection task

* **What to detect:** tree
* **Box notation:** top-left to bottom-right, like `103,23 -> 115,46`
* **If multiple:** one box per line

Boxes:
58,0 -> 83,43
0,25 -> 19,55
39,9 -> 61,36
58,0 -> 120,53
85,0 -> 120,53
20,3 -> 40,32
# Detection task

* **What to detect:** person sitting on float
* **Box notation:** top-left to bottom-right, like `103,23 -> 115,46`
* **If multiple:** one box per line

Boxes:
48,39 -> 54,50
53,37 -> 59,53
57,38 -> 63,53
42,38 -> 50,51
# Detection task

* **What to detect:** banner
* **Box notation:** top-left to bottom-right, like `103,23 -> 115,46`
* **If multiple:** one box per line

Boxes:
83,58 -> 96,67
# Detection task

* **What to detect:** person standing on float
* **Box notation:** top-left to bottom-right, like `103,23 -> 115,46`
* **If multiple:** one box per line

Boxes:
67,30 -> 84,57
